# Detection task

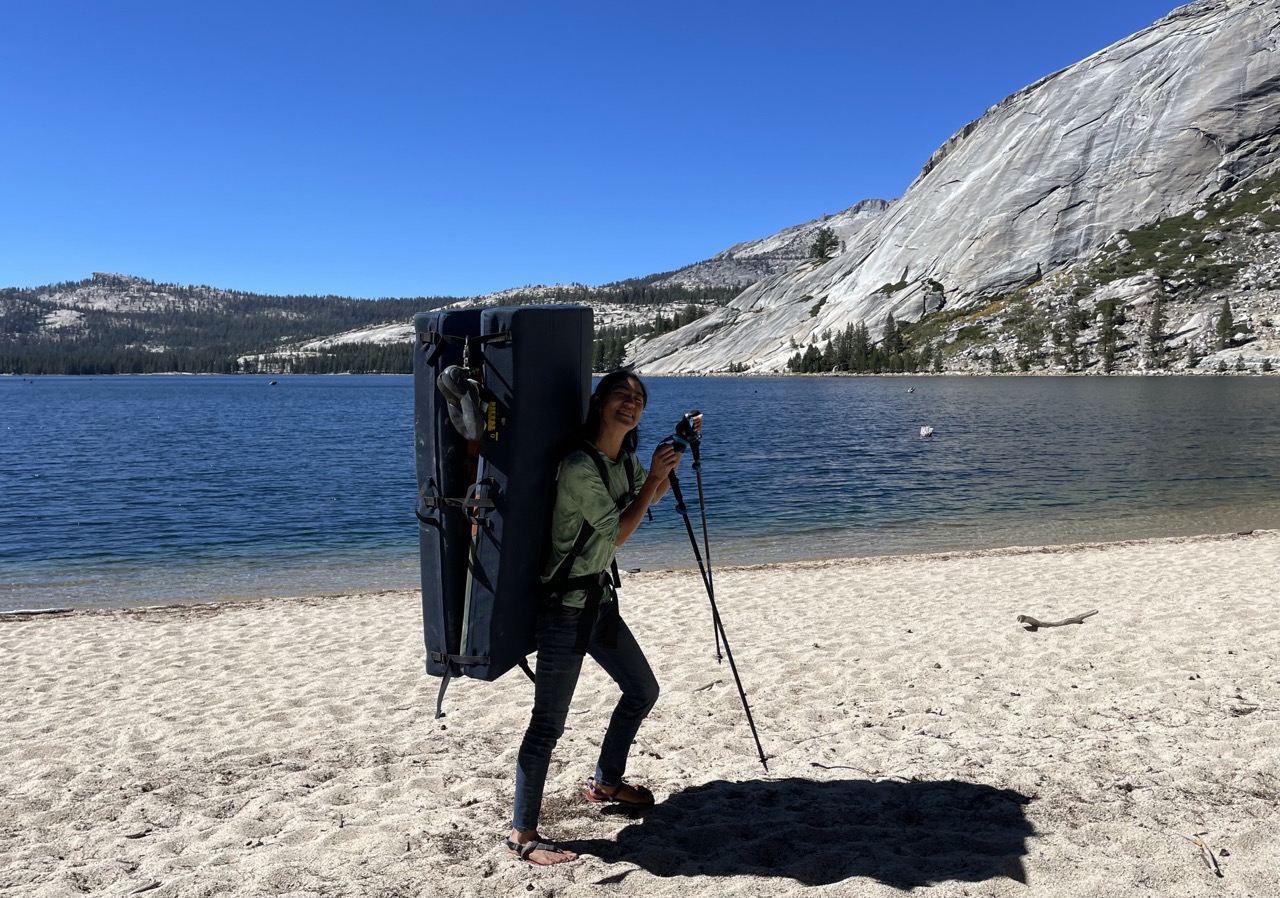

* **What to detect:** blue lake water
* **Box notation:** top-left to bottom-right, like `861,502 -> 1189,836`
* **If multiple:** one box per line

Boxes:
3,374 -> 1279,612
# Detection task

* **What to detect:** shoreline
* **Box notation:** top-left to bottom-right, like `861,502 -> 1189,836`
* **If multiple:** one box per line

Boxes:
2,529 -> 1272,620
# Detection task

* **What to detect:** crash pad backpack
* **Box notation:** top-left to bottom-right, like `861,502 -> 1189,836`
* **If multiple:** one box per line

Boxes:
413,305 -> 593,717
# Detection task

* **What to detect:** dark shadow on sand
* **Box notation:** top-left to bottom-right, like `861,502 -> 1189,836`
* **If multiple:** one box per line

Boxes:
568,777 -> 1033,888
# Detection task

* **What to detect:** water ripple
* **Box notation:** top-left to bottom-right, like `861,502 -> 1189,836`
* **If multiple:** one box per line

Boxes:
4,374 -> 1280,610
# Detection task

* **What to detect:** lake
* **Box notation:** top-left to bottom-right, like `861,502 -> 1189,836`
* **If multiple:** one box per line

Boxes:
3,374 -> 1279,612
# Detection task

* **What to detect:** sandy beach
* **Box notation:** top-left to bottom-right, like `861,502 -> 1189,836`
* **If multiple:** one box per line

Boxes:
2,531 -> 1277,897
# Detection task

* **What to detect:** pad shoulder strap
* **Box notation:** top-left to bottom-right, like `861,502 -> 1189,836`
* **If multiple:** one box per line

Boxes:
580,442 -> 635,510
545,442 -> 631,594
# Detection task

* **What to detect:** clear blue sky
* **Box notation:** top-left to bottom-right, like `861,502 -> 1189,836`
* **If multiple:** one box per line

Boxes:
2,0 -> 1182,299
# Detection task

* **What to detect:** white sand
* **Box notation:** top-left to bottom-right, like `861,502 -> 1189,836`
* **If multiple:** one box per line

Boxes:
1,531 -> 1277,897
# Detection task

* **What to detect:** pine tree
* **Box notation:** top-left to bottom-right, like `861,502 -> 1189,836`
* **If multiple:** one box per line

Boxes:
882,313 -> 904,357
832,323 -> 855,370
917,342 -> 933,370
1096,299 -> 1119,373
851,322 -> 872,372
1146,296 -> 1168,369
809,227 -> 839,262
1010,299 -> 1046,369
801,344 -> 823,372
1216,298 -> 1234,350
1062,299 -> 1083,372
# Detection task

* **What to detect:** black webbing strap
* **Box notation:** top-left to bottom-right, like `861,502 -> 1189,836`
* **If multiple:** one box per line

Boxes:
431,650 -> 536,719
544,520 -> 594,587
416,477 -> 442,525
421,330 -> 512,368
431,651 -> 488,719
581,444 -> 632,594
416,476 -> 499,529
421,331 -> 448,368
581,443 -> 637,513
415,479 -> 497,526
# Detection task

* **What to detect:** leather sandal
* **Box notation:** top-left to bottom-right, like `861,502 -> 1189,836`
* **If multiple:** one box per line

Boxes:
584,775 -> 655,808
504,836 -> 576,866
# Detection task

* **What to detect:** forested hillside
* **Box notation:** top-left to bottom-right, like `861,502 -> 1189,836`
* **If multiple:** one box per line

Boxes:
0,275 -> 459,374
0,274 -> 742,375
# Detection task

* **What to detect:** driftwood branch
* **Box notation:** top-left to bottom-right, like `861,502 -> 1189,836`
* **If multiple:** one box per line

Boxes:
1017,609 -> 1098,631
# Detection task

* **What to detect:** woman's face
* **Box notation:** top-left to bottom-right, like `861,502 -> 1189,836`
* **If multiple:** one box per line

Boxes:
600,377 -> 647,432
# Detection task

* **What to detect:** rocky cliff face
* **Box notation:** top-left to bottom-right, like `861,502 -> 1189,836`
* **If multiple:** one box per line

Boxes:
630,0 -> 1280,373
649,199 -> 890,289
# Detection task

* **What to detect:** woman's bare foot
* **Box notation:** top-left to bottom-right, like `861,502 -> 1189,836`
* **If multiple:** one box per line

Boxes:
505,829 -> 578,866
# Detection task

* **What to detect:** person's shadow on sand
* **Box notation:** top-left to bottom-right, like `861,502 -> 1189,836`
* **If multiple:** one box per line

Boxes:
569,777 -> 1033,888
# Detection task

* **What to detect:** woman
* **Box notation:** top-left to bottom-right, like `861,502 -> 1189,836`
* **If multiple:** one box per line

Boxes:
505,369 -> 692,866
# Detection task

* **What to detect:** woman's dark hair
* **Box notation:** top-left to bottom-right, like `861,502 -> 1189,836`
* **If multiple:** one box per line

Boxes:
583,368 -> 647,453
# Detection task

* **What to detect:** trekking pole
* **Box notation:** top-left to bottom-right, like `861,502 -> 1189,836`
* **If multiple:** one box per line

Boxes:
678,412 -> 723,663
668,471 -> 768,772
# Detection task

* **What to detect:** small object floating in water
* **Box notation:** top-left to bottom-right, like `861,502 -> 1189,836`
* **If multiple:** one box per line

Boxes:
269,381 -> 278,385
920,426 -> 934,438
907,387 -> 915,393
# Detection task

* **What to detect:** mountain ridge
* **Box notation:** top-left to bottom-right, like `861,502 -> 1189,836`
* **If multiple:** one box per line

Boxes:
628,0 -> 1280,374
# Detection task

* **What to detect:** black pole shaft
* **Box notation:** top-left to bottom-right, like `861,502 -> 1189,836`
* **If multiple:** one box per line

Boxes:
667,475 -> 712,594
669,472 -> 768,771
690,450 -> 722,662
